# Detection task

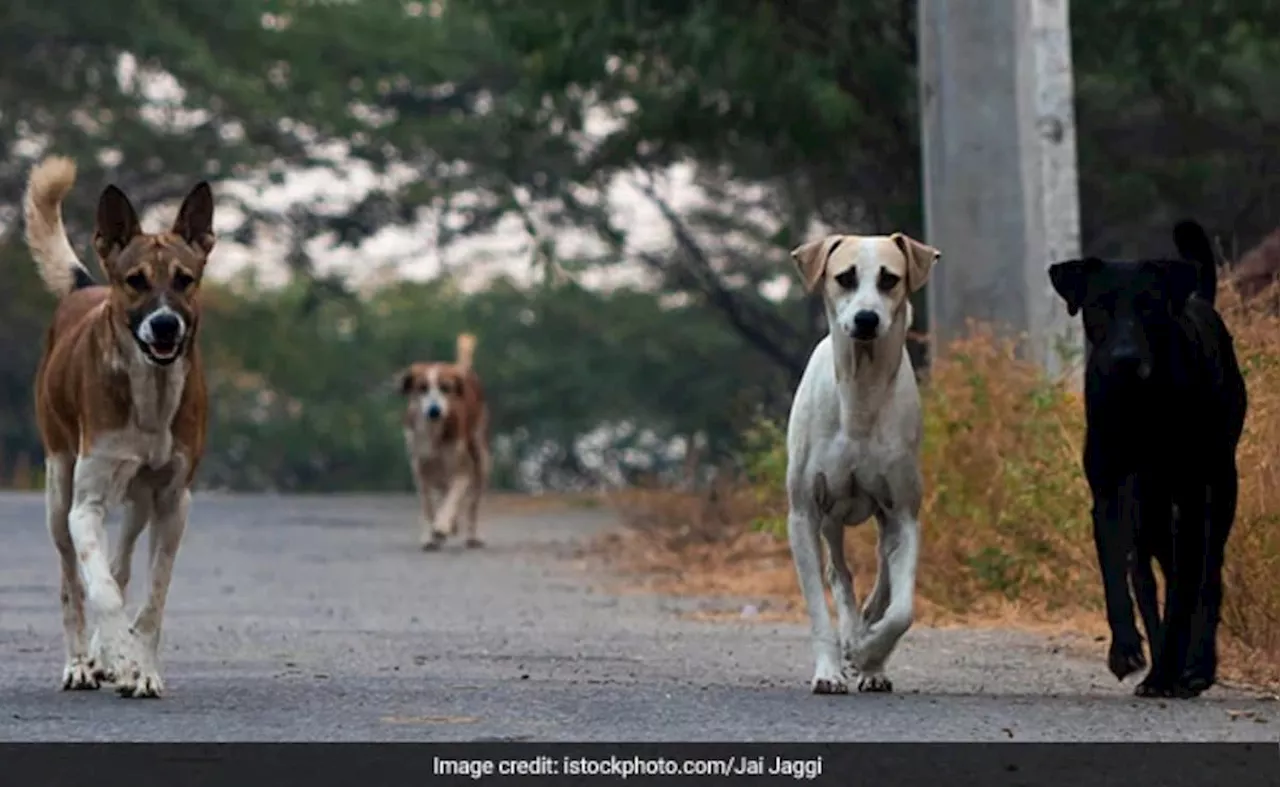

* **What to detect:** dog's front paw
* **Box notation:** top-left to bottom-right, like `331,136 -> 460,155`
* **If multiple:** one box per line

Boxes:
87,629 -> 119,683
420,531 -> 447,551
1175,673 -> 1213,698
1136,673 -> 1204,700
1107,639 -> 1147,681
857,671 -> 893,693
1134,665 -> 1181,699
61,657 -> 100,691
811,662 -> 848,695
1134,678 -> 1171,698
116,660 -> 164,699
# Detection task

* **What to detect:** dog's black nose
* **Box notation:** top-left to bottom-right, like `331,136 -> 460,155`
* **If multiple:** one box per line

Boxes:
852,311 -> 880,340
149,313 -> 182,342
425,403 -> 442,420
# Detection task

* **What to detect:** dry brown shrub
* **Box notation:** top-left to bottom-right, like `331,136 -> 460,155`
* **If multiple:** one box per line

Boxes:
602,279 -> 1280,686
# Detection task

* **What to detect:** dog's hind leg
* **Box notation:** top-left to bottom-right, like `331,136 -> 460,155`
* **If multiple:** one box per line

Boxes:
1138,483 -> 1208,698
1129,554 -> 1160,671
788,508 -> 846,694
118,486 -> 189,699
1184,467 -> 1237,695
820,519 -> 863,682
112,486 -> 153,603
1129,492 -> 1169,674
47,454 -> 97,691
462,444 -> 489,549
850,508 -> 920,693
862,511 -> 893,627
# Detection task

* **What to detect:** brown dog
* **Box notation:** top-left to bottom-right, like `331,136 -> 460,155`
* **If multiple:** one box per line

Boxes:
399,333 -> 491,550
25,155 -> 215,699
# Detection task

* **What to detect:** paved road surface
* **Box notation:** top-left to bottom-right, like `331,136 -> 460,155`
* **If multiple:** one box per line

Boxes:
0,492 -> 1274,741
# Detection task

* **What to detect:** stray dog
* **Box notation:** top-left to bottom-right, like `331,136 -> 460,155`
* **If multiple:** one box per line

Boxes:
784,232 -> 940,694
24,155 -> 216,698
399,333 -> 491,550
1048,219 -> 1247,698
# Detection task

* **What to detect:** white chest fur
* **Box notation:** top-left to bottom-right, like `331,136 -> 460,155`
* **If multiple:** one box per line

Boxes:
77,356 -> 189,507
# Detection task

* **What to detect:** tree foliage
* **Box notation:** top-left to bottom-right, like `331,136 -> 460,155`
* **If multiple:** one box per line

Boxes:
1,0 -> 1277,491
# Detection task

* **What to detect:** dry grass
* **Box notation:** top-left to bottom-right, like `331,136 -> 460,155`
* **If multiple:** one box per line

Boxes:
598,281 -> 1280,691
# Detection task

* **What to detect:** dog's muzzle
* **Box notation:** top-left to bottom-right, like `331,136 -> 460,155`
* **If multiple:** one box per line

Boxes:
424,403 -> 443,421
1107,344 -> 1151,381
136,309 -> 186,366
851,310 -> 880,342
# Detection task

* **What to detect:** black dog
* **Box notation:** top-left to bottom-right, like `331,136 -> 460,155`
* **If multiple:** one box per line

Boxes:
1048,220 -> 1247,698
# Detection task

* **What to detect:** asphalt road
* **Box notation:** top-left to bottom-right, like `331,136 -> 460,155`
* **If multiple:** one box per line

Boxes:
0,492 -> 1275,741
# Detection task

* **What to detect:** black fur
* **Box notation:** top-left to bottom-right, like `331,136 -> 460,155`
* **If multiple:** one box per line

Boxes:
1172,219 -> 1219,305
71,265 -> 96,291
1048,220 -> 1247,699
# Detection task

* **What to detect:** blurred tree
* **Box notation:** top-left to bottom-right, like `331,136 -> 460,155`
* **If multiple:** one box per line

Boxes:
1070,1 -> 1280,257
3,0 -> 1278,490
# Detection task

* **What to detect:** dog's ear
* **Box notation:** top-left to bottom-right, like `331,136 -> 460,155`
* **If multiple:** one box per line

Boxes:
1048,258 -> 1099,316
890,233 -> 941,293
789,235 -> 845,293
93,185 -> 142,261
172,182 -> 216,256
397,368 -> 417,396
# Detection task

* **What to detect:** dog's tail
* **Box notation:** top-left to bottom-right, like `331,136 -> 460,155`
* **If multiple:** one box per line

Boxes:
455,332 -> 477,372
1172,219 -> 1218,305
23,156 -> 96,298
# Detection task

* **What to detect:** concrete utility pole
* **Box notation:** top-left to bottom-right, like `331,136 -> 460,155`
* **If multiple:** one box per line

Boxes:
918,0 -> 1082,381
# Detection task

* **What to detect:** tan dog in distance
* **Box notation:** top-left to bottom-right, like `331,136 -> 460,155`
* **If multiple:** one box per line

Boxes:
399,333 -> 491,550
25,155 -> 216,698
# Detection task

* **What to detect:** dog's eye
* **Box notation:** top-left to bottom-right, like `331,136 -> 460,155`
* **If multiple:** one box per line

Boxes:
834,269 -> 857,289
878,270 -> 902,290
124,273 -> 149,291
172,271 -> 195,291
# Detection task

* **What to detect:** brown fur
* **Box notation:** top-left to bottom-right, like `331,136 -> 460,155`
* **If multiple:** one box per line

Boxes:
36,288 -> 208,484
24,154 -> 216,698
1231,228 -> 1280,305
399,333 -> 492,549
34,180 -> 212,483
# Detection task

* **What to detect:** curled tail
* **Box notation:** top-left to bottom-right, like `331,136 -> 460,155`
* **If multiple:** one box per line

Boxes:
23,156 -> 95,298
1172,219 -> 1218,305
455,332 -> 477,371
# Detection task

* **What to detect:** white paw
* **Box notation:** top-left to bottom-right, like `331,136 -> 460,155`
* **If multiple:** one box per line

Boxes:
857,671 -> 893,693
87,629 -> 118,683
810,662 -> 848,695
61,657 -> 100,691
116,663 -> 164,699
113,644 -> 164,699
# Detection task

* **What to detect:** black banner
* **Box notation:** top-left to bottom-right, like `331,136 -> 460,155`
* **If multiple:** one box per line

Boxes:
0,742 -> 1276,787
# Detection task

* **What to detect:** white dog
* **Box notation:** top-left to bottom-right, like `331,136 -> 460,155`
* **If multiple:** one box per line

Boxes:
784,232 -> 940,694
